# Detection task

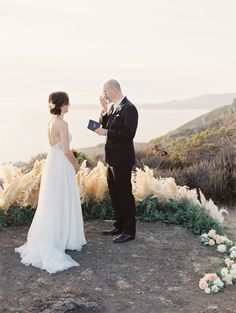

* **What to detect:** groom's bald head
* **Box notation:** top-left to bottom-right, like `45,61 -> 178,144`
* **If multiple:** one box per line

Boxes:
103,79 -> 123,103
105,79 -> 121,92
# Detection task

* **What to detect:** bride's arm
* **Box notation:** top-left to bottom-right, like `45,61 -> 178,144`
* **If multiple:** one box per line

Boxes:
47,128 -> 52,146
59,121 -> 80,173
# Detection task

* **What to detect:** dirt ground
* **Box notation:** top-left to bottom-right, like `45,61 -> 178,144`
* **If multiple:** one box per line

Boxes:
0,209 -> 236,313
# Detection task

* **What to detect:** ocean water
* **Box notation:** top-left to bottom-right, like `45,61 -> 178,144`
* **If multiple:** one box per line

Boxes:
0,105 -> 208,164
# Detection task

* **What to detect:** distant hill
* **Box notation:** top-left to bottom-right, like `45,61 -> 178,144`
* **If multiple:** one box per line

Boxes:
79,142 -> 149,157
73,93 -> 236,111
168,98 -> 236,138
140,93 -> 236,110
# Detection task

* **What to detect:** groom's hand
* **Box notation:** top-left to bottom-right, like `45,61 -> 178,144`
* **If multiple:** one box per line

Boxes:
95,128 -> 107,136
100,94 -> 107,114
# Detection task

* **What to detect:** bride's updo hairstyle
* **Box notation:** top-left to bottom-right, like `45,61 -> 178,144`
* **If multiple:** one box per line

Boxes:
48,91 -> 69,115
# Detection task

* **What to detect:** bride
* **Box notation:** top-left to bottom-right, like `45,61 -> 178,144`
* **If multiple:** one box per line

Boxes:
15,91 -> 86,273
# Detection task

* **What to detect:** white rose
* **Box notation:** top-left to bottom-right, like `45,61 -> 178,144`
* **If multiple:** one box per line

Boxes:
230,246 -> 236,252
230,269 -> 236,279
208,229 -> 216,238
217,244 -> 227,253
230,250 -> 236,259
220,236 -> 228,242
221,267 -> 229,277
204,287 -> 211,294
225,258 -> 232,267
223,274 -> 233,285
231,264 -> 236,270
214,278 -> 224,288
201,233 -> 208,239
211,285 -> 219,293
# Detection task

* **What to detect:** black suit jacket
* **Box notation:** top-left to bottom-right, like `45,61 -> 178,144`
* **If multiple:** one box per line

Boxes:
99,97 -> 138,168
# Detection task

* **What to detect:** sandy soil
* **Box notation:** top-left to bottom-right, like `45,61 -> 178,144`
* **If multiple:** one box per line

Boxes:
0,209 -> 236,313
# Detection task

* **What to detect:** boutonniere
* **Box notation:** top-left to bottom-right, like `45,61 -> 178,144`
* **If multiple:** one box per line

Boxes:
116,102 -> 125,113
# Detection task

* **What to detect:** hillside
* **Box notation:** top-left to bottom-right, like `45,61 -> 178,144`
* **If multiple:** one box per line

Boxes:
167,98 -> 236,138
148,93 -> 236,110
79,142 -> 149,157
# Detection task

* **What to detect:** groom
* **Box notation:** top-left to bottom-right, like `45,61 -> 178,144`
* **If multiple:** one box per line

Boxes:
95,79 -> 138,243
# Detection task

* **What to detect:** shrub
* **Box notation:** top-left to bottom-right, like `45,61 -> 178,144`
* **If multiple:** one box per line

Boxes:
0,197 -> 225,236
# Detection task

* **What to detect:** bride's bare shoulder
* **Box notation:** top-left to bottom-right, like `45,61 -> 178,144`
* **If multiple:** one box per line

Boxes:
48,116 -> 68,131
57,119 -> 68,129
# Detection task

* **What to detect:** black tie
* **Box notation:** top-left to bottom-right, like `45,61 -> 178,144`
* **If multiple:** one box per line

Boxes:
109,103 -> 115,115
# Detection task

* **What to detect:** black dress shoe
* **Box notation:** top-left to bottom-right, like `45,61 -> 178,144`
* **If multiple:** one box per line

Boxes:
113,232 -> 135,244
102,228 -> 122,236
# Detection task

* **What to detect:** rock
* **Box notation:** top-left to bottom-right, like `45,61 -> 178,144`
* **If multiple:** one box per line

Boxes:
80,269 -> 94,279
29,289 -> 103,313
116,280 -> 131,289
30,298 -> 101,313
202,305 -> 219,313
94,287 -> 102,292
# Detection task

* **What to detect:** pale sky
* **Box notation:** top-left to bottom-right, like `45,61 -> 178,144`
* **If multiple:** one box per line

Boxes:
0,0 -> 236,104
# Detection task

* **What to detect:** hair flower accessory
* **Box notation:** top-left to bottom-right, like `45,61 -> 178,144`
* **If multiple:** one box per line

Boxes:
48,101 -> 56,109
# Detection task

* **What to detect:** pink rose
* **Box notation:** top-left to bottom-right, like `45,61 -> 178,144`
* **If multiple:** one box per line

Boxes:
216,237 -> 223,245
208,273 -> 218,281
199,278 -> 208,289
209,239 -> 215,246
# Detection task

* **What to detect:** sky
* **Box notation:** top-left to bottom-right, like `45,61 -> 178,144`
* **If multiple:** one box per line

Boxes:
0,0 -> 236,105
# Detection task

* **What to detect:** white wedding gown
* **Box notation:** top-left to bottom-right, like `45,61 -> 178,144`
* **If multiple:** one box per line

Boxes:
15,133 -> 86,273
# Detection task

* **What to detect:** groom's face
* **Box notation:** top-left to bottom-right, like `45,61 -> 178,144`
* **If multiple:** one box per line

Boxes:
103,83 -> 113,102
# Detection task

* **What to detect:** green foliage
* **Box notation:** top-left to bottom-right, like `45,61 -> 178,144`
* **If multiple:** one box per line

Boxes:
149,135 -> 169,146
0,206 -> 36,227
82,197 -> 114,220
136,197 -> 224,235
137,127 -> 236,204
0,208 -> 6,228
5,207 -> 36,226
72,150 -> 93,167
169,127 -> 234,166
0,197 -> 225,236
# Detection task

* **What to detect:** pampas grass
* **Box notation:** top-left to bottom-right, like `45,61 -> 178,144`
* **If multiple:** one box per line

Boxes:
132,166 -> 226,224
0,160 -> 226,225
0,160 -> 45,210
77,161 -> 108,202
0,163 -> 23,185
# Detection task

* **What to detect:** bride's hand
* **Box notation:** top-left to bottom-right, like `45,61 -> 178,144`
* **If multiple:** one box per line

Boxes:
100,94 -> 107,113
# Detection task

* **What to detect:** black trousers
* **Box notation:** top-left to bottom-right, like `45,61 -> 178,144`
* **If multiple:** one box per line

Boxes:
107,165 -> 136,237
